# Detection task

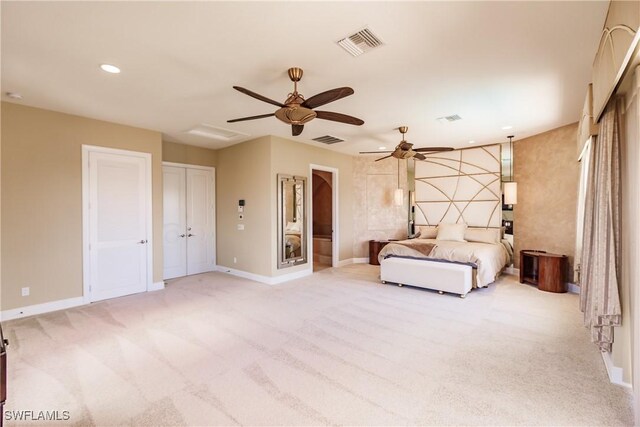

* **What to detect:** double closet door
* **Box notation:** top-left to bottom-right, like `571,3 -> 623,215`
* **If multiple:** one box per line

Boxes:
163,165 -> 216,280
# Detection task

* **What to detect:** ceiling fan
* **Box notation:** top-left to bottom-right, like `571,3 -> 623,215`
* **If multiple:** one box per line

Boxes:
227,67 -> 364,136
360,126 -> 454,161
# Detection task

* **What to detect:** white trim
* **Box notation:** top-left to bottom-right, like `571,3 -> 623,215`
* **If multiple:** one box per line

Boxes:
310,164 -> 339,268
82,145 -> 153,303
505,266 -> 519,276
216,265 -> 312,285
1,297 -> 85,321
337,257 -> 369,267
162,161 -> 215,172
149,281 -> 165,291
567,282 -> 580,294
601,351 -> 633,389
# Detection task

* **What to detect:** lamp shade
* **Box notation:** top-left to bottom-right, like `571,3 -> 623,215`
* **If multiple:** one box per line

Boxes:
504,182 -> 518,205
394,188 -> 404,206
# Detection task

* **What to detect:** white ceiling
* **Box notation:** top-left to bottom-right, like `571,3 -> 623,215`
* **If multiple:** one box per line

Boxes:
1,1 -> 608,155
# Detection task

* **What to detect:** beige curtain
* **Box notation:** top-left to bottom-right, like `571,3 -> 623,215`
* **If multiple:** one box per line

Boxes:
579,97 -> 622,353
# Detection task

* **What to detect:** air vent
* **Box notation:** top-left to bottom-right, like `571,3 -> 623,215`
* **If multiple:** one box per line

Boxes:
436,114 -> 462,123
312,135 -> 344,144
185,124 -> 248,141
337,27 -> 384,57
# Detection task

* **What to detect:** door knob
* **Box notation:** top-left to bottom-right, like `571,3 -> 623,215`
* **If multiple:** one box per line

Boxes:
138,239 -> 147,244
179,234 -> 186,238
188,233 -> 195,237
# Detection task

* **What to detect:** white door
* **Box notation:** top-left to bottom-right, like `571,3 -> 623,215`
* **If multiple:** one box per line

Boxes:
186,168 -> 215,275
162,165 -> 215,279
88,150 -> 151,302
163,166 -> 188,279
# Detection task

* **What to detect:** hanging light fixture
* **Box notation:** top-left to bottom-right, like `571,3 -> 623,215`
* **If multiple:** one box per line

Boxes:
504,135 -> 517,205
394,158 -> 403,206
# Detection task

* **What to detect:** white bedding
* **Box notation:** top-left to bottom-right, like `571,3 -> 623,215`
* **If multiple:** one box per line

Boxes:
378,238 -> 510,288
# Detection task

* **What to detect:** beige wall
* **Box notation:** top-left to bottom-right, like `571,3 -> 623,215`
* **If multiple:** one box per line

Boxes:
162,141 -> 217,167
269,136 -> 354,275
513,123 -> 580,281
352,157 -> 408,258
1,102 -> 163,310
216,136 -> 272,276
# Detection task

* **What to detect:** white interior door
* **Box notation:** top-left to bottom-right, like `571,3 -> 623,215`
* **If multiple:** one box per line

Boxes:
163,166 -> 187,279
186,168 -> 215,275
88,150 -> 151,302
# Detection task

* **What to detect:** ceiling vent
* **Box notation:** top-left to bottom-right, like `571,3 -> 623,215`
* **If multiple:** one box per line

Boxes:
337,27 -> 384,57
436,114 -> 462,123
185,124 -> 248,141
312,135 -> 344,144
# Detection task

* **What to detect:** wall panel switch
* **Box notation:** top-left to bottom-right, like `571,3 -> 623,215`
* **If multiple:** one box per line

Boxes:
237,224 -> 244,230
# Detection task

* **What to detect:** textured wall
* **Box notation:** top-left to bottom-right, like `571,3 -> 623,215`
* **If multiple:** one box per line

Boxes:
513,123 -> 579,281
352,157 -> 408,258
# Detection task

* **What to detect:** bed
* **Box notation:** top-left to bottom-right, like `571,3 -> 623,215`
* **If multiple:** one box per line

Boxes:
377,229 -> 512,297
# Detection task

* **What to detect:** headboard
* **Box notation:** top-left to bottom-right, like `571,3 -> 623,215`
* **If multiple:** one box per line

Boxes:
414,144 -> 502,228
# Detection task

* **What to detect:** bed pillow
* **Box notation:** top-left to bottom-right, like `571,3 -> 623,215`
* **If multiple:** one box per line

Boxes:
464,227 -> 501,244
436,223 -> 467,242
286,221 -> 301,233
416,226 -> 438,239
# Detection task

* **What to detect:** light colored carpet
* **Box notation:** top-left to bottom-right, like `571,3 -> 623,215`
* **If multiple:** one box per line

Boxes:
4,264 -> 633,426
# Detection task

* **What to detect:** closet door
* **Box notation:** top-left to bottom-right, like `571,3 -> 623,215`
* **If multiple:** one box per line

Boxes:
163,166 -> 187,279
186,168 -> 215,275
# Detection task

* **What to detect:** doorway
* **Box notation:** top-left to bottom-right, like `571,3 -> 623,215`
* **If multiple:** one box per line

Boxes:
82,146 -> 152,302
310,165 -> 338,271
162,163 -> 216,280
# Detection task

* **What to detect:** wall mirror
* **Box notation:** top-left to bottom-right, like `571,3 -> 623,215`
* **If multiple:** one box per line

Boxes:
277,174 -> 307,268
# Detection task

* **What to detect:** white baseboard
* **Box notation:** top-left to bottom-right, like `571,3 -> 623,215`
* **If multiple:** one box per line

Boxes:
149,281 -> 165,291
505,266 -> 519,276
601,351 -> 632,389
1,297 -> 85,321
337,257 -> 368,267
215,265 -> 312,285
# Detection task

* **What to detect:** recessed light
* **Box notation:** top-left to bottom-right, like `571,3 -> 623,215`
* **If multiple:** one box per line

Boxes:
468,140 -> 475,144
378,146 -> 386,150
100,64 -> 121,74
501,125 -> 513,130
5,92 -> 23,100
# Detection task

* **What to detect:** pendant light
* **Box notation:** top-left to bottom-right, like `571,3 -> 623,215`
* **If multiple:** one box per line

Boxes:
394,158 -> 403,206
504,135 -> 517,205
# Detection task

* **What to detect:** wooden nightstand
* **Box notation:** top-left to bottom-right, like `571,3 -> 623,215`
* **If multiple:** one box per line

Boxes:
519,250 -> 567,293
369,240 -> 395,266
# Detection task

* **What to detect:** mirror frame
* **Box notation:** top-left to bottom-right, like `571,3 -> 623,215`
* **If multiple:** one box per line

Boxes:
277,174 -> 307,269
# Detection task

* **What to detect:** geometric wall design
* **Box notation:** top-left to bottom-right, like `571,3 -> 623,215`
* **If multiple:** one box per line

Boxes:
414,144 -> 502,228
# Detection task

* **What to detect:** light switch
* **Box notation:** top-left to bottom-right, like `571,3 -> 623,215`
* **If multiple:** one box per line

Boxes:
237,224 -> 244,230
238,206 -> 244,213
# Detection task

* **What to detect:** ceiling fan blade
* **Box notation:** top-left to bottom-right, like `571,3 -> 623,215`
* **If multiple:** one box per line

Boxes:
413,153 -> 427,161
292,124 -> 304,136
227,113 -> 275,123
359,151 -> 393,154
233,86 -> 285,108
315,110 -> 364,126
302,87 -> 354,109
374,154 -> 393,162
414,147 -> 455,152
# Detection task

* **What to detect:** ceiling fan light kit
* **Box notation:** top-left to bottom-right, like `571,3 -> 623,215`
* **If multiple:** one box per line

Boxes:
359,126 -> 454,162
228,67 -> 364,136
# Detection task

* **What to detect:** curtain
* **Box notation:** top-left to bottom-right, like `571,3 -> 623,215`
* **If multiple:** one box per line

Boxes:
579,97 -> 622,353
574,138 -> 593,283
